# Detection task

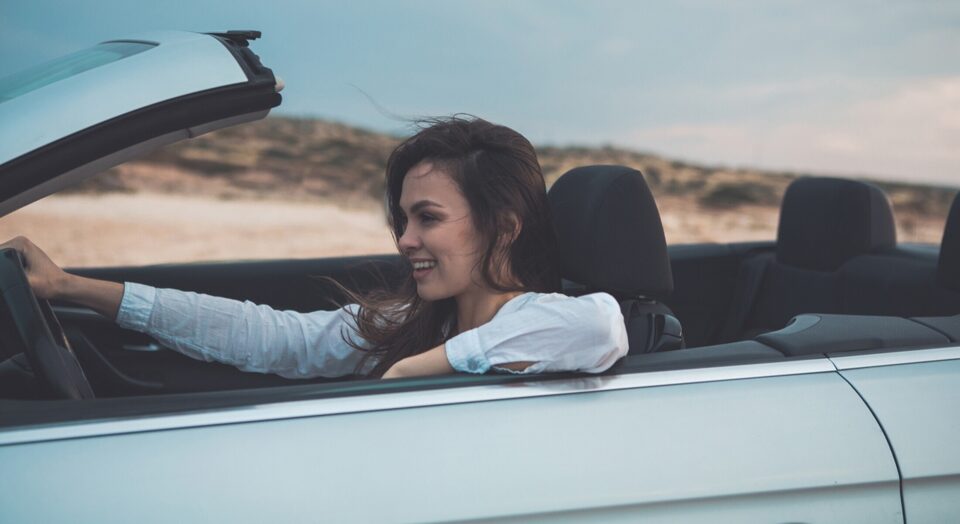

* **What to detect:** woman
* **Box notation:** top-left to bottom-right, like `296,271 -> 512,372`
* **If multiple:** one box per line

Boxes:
4,117 -> 628,379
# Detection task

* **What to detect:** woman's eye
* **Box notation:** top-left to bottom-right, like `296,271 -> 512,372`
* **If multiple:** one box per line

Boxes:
419,213 -> 437,224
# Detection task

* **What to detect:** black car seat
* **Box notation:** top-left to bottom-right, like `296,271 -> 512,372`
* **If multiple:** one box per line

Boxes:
548,165 -> 682,354
840,190 -> 960,318
937,191 -> 960,294
912,192 -> 960,340
716,177 -> 897,342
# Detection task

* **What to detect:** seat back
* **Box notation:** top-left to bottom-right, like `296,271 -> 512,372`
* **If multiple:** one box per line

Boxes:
938,192 -> 960,292
548,165 -> 682,354
841,191 -> 960,317
719,177 -> 898,342
776,177 -> 897,271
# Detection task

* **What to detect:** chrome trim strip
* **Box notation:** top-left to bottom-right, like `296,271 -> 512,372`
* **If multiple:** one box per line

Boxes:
829,345 -> 960,370
0,358 -> 834,446
121,343 -> 163,353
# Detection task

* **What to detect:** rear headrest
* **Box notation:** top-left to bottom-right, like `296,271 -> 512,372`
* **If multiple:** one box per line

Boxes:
777,177 -> 897,271
548,165 -> 673,299
938,192 -> 960,290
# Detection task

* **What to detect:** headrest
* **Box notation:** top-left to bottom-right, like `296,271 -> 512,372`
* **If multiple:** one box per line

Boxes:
777,177 -> 897,271
938,192 -> 960,290
548,165 -> 673,299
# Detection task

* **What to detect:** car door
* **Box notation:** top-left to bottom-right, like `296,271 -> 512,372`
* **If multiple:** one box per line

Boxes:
833,347 -> 960,524
0,358 -> 902,523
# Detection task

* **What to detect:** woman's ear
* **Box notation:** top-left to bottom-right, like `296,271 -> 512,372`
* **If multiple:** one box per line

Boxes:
492,212 -> 523,288
499,212 -> 522,247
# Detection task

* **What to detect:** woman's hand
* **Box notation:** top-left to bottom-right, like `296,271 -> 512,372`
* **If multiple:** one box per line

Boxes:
0,236 -> 124,319
382,344 -> 455,379
0,236 -> 69,300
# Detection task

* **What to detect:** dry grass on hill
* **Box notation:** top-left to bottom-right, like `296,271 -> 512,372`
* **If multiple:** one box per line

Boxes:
4,116 -> 953,267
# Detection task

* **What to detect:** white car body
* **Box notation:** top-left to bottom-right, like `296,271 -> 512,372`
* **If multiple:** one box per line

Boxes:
0,30 -> 957,524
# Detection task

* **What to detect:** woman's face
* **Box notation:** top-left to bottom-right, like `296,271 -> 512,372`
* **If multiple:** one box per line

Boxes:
397,160 -> 486,302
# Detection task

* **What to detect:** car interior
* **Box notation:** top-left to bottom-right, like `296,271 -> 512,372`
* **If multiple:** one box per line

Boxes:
1,162 -> 959,425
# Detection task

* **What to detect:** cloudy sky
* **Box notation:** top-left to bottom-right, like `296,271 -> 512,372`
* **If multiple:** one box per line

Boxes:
3,0 -> 958,185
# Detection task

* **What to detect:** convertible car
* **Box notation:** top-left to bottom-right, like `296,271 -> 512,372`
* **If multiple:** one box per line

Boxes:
1,30 -> 959,523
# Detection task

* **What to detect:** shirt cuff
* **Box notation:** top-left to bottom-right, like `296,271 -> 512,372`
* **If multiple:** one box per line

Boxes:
115,282 -> 157,329
444,328 -> 491,374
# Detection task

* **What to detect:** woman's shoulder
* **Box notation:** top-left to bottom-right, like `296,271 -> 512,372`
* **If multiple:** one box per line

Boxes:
504,290 -> 620,313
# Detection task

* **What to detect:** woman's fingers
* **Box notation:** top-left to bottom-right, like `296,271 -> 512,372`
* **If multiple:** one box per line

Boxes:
0,236 -> 67,299
0,235 -> 28,254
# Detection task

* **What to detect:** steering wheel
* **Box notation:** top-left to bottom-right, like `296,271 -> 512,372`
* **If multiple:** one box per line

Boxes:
0,248 -> 94,399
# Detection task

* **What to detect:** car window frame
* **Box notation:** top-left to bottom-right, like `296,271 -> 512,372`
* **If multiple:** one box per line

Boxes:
0,32 -> 281,217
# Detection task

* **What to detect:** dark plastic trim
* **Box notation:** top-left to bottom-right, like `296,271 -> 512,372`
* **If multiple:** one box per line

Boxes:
208,31 -> 272,81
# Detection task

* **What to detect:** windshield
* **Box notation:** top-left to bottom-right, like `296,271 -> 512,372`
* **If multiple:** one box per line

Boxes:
0,41 -> 156,104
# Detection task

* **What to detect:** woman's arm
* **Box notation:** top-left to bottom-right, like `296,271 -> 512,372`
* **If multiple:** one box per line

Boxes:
382,344 -> 454,379
59,275 -> 124,319
382,346 -> 533,379
1,236 -> 369,379
386,293 -> 625,378
443,293 -> 628,375
0,236 -> 123,318
116,284 -> 370,378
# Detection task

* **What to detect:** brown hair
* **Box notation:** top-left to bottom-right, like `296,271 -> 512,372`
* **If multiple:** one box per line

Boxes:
341,116 -> 560,376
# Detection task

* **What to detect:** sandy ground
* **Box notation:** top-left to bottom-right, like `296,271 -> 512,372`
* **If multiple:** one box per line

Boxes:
0,193 -> 397,267
0,192 -> 946,268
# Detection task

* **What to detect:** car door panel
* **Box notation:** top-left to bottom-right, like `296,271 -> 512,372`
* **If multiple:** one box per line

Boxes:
665,244 -> 740,347
836,357 -> 960,524
666,242 -> 773,347
0,369 -> 901,522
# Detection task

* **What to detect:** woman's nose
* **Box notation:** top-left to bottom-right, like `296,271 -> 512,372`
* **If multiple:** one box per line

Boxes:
397,226 -> 420,252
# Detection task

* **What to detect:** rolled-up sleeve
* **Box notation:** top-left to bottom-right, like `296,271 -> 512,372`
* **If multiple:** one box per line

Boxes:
445,292 -> 628,375
116,282 -> 370,378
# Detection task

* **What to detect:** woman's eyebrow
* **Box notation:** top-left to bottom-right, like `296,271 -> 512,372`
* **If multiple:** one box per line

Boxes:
407,200 -> 444,214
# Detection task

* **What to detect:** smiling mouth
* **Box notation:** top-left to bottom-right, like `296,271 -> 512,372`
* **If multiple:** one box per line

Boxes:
412,260 -> 437,270
412,260 -> 437,278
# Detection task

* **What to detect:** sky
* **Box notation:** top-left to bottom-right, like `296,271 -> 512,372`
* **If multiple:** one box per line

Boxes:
2,0 -> 959,186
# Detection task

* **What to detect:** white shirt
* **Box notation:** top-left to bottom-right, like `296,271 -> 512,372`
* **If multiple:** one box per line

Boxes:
116,282 -> 628,378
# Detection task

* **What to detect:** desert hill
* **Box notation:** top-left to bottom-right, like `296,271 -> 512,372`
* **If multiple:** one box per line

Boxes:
72,116 -> 957,239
